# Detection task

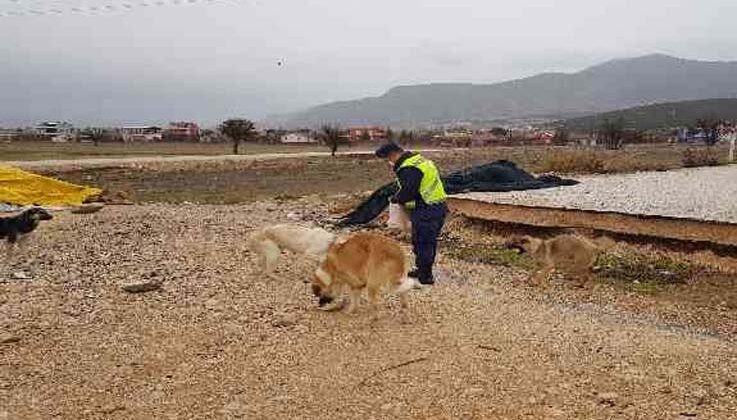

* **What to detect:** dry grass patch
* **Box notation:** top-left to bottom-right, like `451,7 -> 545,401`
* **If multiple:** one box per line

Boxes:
537,150 -> 606,174
594,251 -> 698,293
682,147 -> 721,168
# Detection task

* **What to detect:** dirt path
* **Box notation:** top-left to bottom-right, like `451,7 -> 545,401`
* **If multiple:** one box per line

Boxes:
4,149 -> 446,170
2,201 -> 735,419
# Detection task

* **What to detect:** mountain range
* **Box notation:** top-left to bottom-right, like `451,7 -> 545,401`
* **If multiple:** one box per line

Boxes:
270,54 -> 737,128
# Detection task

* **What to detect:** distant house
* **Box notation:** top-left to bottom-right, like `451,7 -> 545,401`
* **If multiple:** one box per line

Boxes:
163,122 -> 200,142
120,126 -> 162,143
347,126 -> 386,142
35,121 -> 75,142
200,129 -> 227,143
280,130 -> 317,144
531,131 -> 554,144
0,128 -> 20,141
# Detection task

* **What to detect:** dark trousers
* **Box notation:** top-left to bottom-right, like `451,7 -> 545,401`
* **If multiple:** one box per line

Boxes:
410,203 -> 448,281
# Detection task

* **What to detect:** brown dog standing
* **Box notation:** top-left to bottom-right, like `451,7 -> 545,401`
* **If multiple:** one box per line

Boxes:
311,232 -> 416,313
508,234 -> 614,285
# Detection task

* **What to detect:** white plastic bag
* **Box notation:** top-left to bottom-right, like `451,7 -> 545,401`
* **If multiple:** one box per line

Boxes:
387,203 -> 412,232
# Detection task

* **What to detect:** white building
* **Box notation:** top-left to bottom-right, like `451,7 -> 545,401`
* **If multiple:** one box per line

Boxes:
35,121 -> 75,142
120,126 -> 163,143
280,131 -> 317,144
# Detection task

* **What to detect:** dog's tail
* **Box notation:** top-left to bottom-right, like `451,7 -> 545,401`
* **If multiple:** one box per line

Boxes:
395,276 -> 418,294
247,226 -> 275,253
247,227 -> 266,247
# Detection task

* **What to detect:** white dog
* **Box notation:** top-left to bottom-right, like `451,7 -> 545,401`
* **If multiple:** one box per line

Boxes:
248,224 -> 337,278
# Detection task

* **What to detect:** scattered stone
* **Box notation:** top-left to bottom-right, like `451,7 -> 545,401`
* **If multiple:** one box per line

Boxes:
380,403 -> 394,411
272,313 -> 298,328
205,298 -> 226,312
11,271 -> 31,280
71,203 -> 105,215
465,387 -> 485,396
100,405 -> 126,415
0,334 -> 20,344
656,269 -> 680,283
597,392 -> 618,407
121,280 -> 161,293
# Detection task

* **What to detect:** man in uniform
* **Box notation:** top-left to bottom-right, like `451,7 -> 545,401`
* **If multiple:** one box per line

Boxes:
375,143 -> 448,285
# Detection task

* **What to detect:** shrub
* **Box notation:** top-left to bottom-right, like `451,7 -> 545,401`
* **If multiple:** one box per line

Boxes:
682,147 -> 720,167
538,151 -> 606,174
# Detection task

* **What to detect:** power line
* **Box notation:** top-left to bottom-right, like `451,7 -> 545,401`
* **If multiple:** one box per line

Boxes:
0,0 -> 247,18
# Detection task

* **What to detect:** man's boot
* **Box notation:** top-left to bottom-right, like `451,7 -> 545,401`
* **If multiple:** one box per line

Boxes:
416,267 -> 434,285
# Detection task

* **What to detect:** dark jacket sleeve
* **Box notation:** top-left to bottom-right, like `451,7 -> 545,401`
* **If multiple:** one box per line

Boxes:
392,167 -> 423,205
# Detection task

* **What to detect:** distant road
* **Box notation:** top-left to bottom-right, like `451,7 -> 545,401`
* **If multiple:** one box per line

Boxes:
4,149 -> 447,170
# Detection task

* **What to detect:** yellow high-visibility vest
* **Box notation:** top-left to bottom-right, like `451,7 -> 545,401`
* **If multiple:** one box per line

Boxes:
397,154 -> 447,210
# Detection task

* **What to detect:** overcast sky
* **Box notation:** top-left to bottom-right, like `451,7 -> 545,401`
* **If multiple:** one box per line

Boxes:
2,0 -> 737,127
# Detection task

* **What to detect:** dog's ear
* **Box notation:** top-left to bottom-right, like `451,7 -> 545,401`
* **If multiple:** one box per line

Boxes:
504,236 -> 526,253
524,236 -> 544,254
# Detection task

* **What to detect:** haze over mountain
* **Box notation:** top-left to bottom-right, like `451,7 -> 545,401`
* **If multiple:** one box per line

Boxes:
273,54 -> 737,128
4,0 -> 737,127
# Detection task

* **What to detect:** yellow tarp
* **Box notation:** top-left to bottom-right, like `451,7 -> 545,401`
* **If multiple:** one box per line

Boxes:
0,165 -> 102,206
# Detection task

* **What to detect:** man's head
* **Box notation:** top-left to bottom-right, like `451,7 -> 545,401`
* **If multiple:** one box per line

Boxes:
375,143 -> 405,164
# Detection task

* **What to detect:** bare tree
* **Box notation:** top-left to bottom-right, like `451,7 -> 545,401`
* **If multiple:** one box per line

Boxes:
697,118 -> 721,146
81,128 -> 104,147
219,119 -> 256,155
359,130 -> 371,142
320,124 -> 342,157
399,129 -> 414,146
598,118 -> 625,150
552,127 -> 570,146
385,127 -> 395,143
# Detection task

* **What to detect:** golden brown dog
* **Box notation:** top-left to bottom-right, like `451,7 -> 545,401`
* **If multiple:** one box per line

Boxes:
311,232 -> 416,313
507,234 -> 614,285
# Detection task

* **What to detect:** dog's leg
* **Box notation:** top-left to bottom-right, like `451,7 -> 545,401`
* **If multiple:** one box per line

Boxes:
16,233 -> 29,252
4,242 -> 15,261
4,233 -> 18,261
572,268 -> 592,288
366,285 -> 383,321
394,277 -> 416,309
257,239 -> 281,279
367,284 -> 382,311
344,288 -> 362,314
532,263 -> 554,285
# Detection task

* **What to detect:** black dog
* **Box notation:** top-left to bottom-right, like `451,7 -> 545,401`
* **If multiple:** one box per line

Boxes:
0,208 -> 53,246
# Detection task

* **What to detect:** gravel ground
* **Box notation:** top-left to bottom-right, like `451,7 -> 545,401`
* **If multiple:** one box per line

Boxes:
458,165 -> 737,223
2,201 -> 737,419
